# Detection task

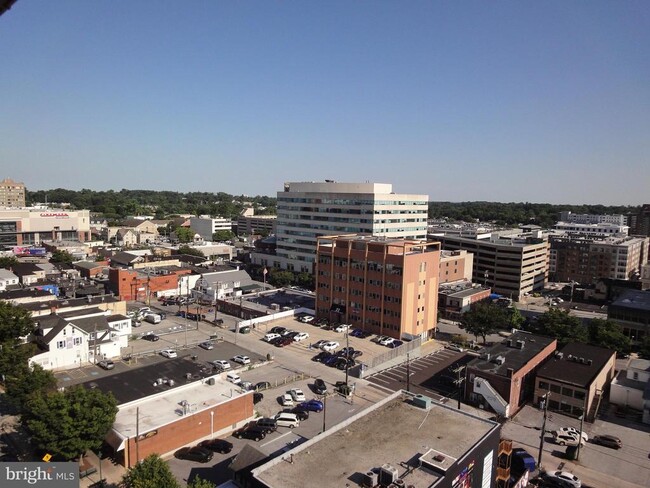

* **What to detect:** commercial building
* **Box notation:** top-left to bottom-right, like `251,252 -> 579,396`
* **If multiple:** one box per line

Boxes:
553,221 -> 629,237
252,392 -> 501,488
433,231 -> 548,301
315,235 -> 440,341
629,204 -> 650,236
438,282 -> 491,320
609,359 -> 650,424
464,332 -> 557,418
253,181 -> 428,273
608,289 -> 650,342
107,266 -> 192,301
534,343 -> 615,421
558,211 -> 627,226
190,216 -> 233,241
237,207 -> 277,236
548,235 -> 649,284
0,207 -> 91,247
439,249 -> 474,285
0,177 -> 26,207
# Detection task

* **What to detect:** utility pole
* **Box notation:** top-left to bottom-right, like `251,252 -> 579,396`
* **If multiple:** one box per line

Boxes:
406,353 -> 411,392
345,331 -> 350,387
450,363 -> 466,409
538,391 -> 550,471
576,395 -> 587,460
321,393 -> 327,433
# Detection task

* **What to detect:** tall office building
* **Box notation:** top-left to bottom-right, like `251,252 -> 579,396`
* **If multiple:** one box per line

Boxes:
252,181 -> 428,273
0,178 -> 26,207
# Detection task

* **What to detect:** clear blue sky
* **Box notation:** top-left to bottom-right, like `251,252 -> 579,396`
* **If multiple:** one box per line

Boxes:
1,1 -> 648,204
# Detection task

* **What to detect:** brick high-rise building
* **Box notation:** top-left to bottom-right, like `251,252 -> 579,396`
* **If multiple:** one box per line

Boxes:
315,235 -> 440,341
0,177 -> 26,207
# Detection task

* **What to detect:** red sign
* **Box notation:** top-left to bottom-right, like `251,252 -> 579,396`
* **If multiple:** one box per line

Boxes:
40,213 -> 69,218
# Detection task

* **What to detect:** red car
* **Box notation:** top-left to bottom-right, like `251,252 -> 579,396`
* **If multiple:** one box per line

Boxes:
274,336 -> 293,347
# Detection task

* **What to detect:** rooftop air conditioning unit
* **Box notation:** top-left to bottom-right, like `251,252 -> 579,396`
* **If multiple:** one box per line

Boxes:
379,464 -> 398,486
361,471 -> 378,488
494,356 -> 506,365
516,340 -> 525,349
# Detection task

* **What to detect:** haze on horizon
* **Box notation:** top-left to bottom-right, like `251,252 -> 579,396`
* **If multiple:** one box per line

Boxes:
1,1 -> 648,206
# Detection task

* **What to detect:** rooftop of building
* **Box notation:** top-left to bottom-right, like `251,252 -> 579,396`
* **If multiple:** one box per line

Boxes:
467,332 -> 556,377
610,289 -> 650,312
438,284 -> 488,299
628,358 -> 650,372
317,234 -> 438,253
0,288 -> 53,300
19,294 -> 120,313
254,393 -> 498,488
537,343 -> 615,388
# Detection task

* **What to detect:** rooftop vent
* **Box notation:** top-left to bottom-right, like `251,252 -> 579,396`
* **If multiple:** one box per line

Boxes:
516,340 -> 525,349
379,464 -> 398,486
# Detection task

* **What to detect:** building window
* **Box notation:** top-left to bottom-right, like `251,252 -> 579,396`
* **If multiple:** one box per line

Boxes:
550,384 -> 561,394
574,390 -> 585,400
74,337 -> 82,346
57,340 -> 65,349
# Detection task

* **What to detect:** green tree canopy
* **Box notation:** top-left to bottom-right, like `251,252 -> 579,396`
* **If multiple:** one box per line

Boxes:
122,454 -> 181,488
459,302 -> 508,344
187,477 -> 216,488
50,249 -> 74,264
23,386 -> 118,460
268,270 -> 294,288
507,307 -> 526,330
0,301 -> 35,343
535,308 -> 588,344
639,336 -> 650,359
175,227 -> 194,243
296,272 -> 314,290
0,256 -> 18,269
587,319 -> 631,353
177,245 -> 205,258
4,363 -> 57,410
212,230 -> 234,242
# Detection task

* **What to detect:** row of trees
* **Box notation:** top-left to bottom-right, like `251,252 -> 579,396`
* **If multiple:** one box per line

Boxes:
26,188 -> 277,221
459,302 -> 635,355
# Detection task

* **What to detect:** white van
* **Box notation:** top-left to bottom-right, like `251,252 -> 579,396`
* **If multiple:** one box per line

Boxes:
144,313 -> 161,324
226,372 -> 242,385
274,412 -> 300,429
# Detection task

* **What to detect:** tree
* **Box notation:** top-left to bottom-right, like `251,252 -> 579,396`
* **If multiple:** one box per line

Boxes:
0,301 -> 35,343
459,302 -> 508,344
588,319 -> 630,354
296,272 -> 314,290
212,230 -> 234,242
122,454 -> 181,488
23,386 -> 118,460
175,227 -> 194,243
639,336 -> 650,359
4,363 -> 57,410
178,245 -> 205,258
535,308 -> 587,344
50,249 -> 74,264
507,307 -> 526,330
187,477 -> 216,488
268,270 -> 294,288
0,255 -> 18,269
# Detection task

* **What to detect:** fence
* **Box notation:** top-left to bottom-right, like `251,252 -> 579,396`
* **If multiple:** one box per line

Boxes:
349,336 -> 423,378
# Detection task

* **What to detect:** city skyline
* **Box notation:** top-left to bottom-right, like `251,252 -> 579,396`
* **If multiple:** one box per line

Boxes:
1,1 -> 649,205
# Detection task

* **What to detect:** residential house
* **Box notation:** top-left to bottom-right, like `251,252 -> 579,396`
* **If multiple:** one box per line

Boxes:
0,268 -> 19,291
609,358 -> 650,424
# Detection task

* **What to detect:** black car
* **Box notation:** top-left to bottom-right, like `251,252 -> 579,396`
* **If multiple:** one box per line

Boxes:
174,446 -> 213,463
336,357 -> 355,370
593,434 -> 622,449
253,392 -> 264,404
198,439 -> 233,454
288,407 -> 309,421
314,378 -> 327,395
270,326 -> 286,335
142,333 -> 160,342
255,418 -> 278,433
233,426 -> 266,441
312,351 -> 333,362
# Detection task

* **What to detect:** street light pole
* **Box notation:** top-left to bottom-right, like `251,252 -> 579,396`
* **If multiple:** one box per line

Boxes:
345,331 -> 350,387
576,395 -> 587,460
321,394 -> 327,433
537,391 -> 550,470
406,353 -> 411,392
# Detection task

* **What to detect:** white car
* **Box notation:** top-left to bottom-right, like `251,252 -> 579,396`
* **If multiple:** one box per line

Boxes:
379,337 -> 395,346
212,360 -> 232,370
334,324 -> 351,333
553,431 -> 585,447
293,332 -> 309,342
299,315 -> 314,323
289,388 -> 306,402
160,349 -> 177,359
281,393 -> 294,407
232,355 -> 251,365
542,470 -> 581,488
263,333 -> 281,343
557,427 -> 588,442
321,341 -> 339,352
445,343 -> 464,352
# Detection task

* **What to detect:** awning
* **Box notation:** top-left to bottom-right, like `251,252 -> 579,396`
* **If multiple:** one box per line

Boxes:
105,428 -> 127,452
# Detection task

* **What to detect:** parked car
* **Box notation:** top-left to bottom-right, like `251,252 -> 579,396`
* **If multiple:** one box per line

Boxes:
299,315 -> 315,323
387,340 -> 403,349
293,332 -> 310,342
160,349 -> 177,359
281,393 -> 294,407
212,360 -> 232,370
280,329 -> 296,337
232,355 -> 251,365
98,360 -> 114,370
199,341 -> 214,350
312,351 -> 334,362
274,337 -> 294,347
298,399 -> 324,412
253,392 -> 264,404
553,431 -> 585,447
289,388 -> 306,402
174,446 -> 213,463
198,439 -> 233,454
379,337 -> 395,346
264,333 -> 281,343
592,434 -> 622,449
334,324 -> 352,333
321,341 -> 339,352
445,343 -> 464,352
226,372 -> 241,385
142,333 -> 160,342
270,326 -> 287,335
287,407 -> 309,421
313,339 -> 328,349
541,470 -> 581,488
336,357 -> 355,370
274,412 -> 300,428
255,381 -> 272,391
557,427 -> 588,442
314,378 -> 327,395
233,426 -> 266,441
255,418 -> 278,433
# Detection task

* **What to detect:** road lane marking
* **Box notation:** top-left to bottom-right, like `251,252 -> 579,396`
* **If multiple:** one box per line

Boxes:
260,431 -> 292,447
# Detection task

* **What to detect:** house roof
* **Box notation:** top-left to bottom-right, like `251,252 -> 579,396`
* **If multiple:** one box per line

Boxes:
467,332 -> 556,377
228,444 -> 268,473
0,288 -> 53,300
9,263 -> 42,276
67,315 -> 111,334
110,251 -> 142,265
537,342 -> 615,388
58,307 -> 106,319
73,261 -> 105,270
0,269 -> 19,280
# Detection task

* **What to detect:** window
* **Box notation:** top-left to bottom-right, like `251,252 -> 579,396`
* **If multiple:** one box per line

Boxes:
74,337 -> 82,346
550,384 -> 561,394
538,381 -> 549,391
57,340 -> 66,349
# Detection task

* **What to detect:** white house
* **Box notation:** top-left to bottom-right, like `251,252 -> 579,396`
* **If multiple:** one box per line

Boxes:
0,268 -> 19,291
609,358 -> 650,424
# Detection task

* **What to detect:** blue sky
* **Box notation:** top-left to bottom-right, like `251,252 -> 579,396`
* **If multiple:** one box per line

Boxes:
1,1 -> 648,204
